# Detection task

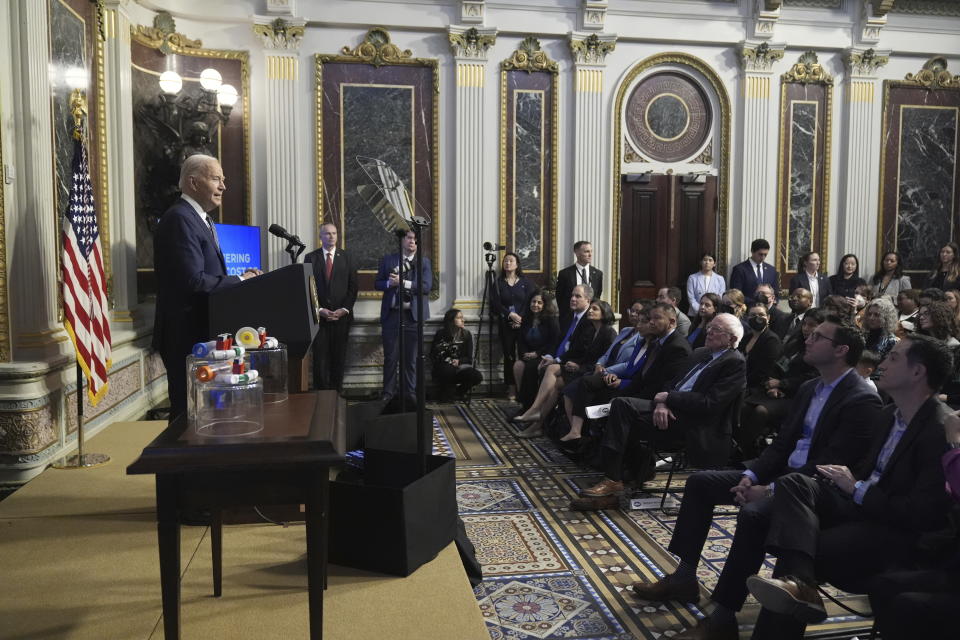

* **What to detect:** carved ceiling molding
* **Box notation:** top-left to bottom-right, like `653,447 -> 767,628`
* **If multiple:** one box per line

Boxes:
782,51 -> 834,85
869,0 -> 896,16
338,28 -> 413,67
461,0 -> 485,24
501,36 -> 558,73
782,0 -> 841,7
845,47 -> 891,77
892,0 -> 960,16
131,11 -> 202,54
740,41 -> 786,72
902,56 -> 960,89
569,32 -> 617,65
582,0 -> 608,31
753,0 -> 781,39
448,26 -> 496,60
252,17 -> 306,51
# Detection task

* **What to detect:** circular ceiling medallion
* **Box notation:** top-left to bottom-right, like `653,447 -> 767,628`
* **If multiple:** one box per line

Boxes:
626,72 -> 711,163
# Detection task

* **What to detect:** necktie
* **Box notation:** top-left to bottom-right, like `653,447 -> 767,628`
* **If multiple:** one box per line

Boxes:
641,339 -> 660,375
756,263 -> 762,280
556,314 -> 580,358
325,252 -> 334,281
674,357 -> 710,390
205,216 -> 220,250
580,267 -> 588,284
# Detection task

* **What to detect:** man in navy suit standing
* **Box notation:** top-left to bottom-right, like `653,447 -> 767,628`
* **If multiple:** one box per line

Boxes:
304,222 -> 358,392
729,238 -> 779,305
375,229 -> 432,406
152,154 -> 260,421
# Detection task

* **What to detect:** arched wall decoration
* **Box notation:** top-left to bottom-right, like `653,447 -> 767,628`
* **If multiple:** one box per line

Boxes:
316,28 -> 440,299
624,72 -> 712,163
878,56 -> 960,283
775,51 -> 833,281
611,52 -> 730,310
498,36 -> 558,286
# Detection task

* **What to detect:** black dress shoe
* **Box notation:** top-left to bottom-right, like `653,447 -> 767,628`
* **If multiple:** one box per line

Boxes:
558,437 -> 582,450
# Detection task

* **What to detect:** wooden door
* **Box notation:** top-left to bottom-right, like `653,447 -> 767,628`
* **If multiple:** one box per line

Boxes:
617,174 -> 718,315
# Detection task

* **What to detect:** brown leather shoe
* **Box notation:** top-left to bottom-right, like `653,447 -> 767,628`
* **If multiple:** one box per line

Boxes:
569,495 -> 619,511
581,478 -> 625,497
672,619 -> 739,640
746,574 -> 826,623
630,576 -> 700,604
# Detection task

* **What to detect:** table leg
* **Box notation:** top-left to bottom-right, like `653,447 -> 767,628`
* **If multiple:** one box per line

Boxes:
156,475 -> 181,640
305,470 -> 326,640
211,510 -> 223,597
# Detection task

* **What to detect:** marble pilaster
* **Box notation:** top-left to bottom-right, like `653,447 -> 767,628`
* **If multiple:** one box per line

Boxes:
253,16 -> 306,270
569,32 -> 615,277
7,0 -> 67,360
839,47 -> 889,271
738,41 -> 784,265
449,26 -> 495,310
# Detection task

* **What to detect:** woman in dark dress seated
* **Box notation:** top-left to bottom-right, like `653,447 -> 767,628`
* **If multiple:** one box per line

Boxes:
740,302 -> 784,392
514,291 -> 560,410
430,308 -> 483,402
737,309 -> 824,458
686,292 -> 721,350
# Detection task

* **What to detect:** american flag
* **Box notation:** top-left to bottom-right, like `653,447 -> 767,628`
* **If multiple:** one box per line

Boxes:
62,135 -> 111,405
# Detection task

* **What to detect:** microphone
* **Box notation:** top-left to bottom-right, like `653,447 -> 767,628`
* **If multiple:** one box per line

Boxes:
483,242 -> 507,251
268,223 -> 305,247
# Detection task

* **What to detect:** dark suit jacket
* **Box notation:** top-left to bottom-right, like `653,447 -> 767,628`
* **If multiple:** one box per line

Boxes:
623,330 -> 693,400
518,315 -> 560,356
747,371 -> 881,484
769,306 -> 791,339
374,253 -> 432,326
788,272 -> 833,302
304,247 -> 358,314
562,324 -> 616,370
663,348 -> 747,467
854,398 -> 952,533
729,260 -> 779,304
740,328 -> 784,388
152,197 -> 240,353
556,263 -> 603,319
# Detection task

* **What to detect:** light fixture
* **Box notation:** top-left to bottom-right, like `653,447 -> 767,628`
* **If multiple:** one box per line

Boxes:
199,68 -> 223,91
216,84 -> 238,117
158,70 -> 182,95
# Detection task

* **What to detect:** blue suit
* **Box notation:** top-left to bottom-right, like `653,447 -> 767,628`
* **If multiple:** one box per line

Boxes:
729,260 -> 779,304
152,197 -> 241,419
374,252 -> 433,402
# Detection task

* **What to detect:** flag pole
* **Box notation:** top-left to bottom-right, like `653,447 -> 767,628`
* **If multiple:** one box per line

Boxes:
52,87 -> 109,470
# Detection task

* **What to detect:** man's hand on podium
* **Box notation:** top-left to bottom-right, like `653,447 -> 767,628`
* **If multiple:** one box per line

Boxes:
240,268 -> 263,280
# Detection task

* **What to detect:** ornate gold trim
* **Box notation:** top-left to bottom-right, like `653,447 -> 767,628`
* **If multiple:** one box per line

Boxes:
501,36 -> 559,74
315,30 -> 442,299
448,27 -> 496,59
130,10 -> 202,55
94,6 -> 111,306
252,17 -> 305,50
782,51 -> 834,85
611,52 -> 731,310
902,56 -> 960,89
569,33 -> 616,65
846,48 -> 890,77
131,21 -> 253,225
0,77 -> 7,361
740,42 -> 785,73
335,27 -> 413,67
869,0 -> 895,16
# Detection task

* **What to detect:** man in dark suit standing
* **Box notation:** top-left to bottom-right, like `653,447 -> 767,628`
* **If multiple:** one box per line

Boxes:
374,229 -> 432,406
573,313 -> 746,504
304,222 -> 358,392
556,241 -> 603,322
631,316 -> 880,640
747,334 -> 954,639
729,239 -> 779,305
152,154 -> 260,421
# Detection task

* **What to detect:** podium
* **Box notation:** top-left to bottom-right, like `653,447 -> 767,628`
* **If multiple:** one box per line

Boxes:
207,263 -> 320,392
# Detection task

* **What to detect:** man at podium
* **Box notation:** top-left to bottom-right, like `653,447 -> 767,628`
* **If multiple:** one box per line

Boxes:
152,154 -> 260,420
375,229 -> 432,407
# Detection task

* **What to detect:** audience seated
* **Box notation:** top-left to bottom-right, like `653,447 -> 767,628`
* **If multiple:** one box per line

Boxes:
657,286 -> 691,337
746,334 -> 954,639
740,302 -> 783,392
829,253 -> 866,299
870,251 -> 911,301
686,292 -> 720,349
755,283 -> 788,337
927,241 -> 960,292
862,297 -> 899,360
856,350 -> 880,391
570,313 -> 745,511
430,308 -> 483,402
945,289 -> 960,329
896,288 -> 920,334
777,288 -> 813,346
632,314 -> 879,640
917,300 -> 960,347
514,291 -> 561,409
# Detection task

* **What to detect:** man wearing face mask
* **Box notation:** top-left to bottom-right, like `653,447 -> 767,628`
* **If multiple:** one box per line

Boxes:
756,284 -> 789,338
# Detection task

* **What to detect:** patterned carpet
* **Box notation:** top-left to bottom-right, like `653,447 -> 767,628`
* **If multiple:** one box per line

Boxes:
433,398 -> 874,640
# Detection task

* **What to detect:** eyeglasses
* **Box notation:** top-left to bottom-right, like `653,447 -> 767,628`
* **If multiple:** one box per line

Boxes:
705,327 -> 730,336
808,331 -> 840,345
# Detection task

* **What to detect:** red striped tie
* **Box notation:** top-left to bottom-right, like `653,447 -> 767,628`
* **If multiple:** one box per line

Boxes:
325,252 -> 333,280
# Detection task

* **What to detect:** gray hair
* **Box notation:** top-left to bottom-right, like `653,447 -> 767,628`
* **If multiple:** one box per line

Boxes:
711,312 -> 745,348
574,283 -> 594,301
866,296 -> 898,334
178,154 -> 219,191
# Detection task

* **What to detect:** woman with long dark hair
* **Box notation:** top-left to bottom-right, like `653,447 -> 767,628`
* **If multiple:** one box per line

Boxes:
687,292 -> 721,349
514,291 -> 560,409
929,242 -> 960,291
829,253 -> 866,299
491,252 -> 536,401
870,251 -> 912,300
430,308 -> 483,402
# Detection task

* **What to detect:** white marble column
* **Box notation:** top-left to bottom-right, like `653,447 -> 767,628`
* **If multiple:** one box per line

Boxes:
838,48 -> 889,272
102,1 -> 138,328
569,32 -> 615,277
253,17 -> 305,270
449,26 -> 495,310
7,0 -> 65,360
737,42 -> 784,263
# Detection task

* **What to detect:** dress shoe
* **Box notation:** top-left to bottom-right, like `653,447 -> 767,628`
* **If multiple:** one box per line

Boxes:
581,478 -> 624,497
558,437 -> 582,450
516,423 -> 543,439
630,576 -> 700,604
569,495 -> 619,511
746,574 -> 826,623
512,413 -> 541,423
672,619 -> 739,640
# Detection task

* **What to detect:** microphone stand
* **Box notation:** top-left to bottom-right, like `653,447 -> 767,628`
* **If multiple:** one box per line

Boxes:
283,240 -> 305,265
476,252 -> 497,397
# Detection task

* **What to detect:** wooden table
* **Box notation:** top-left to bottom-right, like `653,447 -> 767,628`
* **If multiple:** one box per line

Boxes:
128,391 -> 345,640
